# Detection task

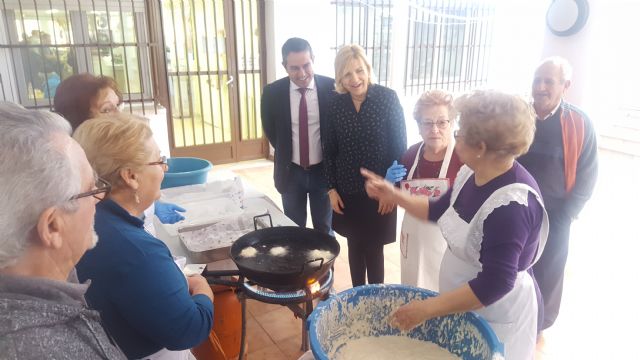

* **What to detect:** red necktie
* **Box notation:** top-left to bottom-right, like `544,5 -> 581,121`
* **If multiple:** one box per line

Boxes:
298,88 -> 309,168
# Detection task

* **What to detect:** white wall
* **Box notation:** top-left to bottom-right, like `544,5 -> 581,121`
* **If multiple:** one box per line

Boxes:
487,1 -> 548,96
264,0 -> 336,84
539,2 -> 591,107
264,0 -> 640,131
537,0 -> 640,125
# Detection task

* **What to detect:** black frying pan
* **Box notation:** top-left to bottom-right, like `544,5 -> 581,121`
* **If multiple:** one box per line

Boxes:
229,219 -> 340,291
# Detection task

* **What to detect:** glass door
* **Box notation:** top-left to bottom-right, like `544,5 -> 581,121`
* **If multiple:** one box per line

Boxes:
161,0 -> 266,164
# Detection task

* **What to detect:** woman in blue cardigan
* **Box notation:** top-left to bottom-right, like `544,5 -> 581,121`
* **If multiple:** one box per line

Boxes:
73,114 -> 213,359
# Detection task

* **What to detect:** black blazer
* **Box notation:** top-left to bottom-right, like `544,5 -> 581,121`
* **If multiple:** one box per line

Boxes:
261,74 -> 336,193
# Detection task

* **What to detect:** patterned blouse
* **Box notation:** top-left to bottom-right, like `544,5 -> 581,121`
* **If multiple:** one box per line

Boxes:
324,84 -> 407,195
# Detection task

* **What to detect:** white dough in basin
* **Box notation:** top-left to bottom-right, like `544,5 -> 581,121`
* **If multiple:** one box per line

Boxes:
336,335 -> 460,360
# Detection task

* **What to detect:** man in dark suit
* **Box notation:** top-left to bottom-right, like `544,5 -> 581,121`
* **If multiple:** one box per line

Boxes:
261,38 -> 334,234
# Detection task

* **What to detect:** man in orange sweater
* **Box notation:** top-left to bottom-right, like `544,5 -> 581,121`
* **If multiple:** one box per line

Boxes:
519,57 -> 598,334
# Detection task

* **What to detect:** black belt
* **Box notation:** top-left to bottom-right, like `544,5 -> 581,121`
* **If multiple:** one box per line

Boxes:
291,162 -> 323,171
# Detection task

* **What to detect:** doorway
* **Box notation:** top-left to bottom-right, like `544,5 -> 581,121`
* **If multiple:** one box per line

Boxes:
160,0 -> 267,164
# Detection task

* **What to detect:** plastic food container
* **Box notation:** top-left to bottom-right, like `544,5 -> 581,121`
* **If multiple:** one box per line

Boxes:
161,157 -> 212,189
307,284 -> 504,360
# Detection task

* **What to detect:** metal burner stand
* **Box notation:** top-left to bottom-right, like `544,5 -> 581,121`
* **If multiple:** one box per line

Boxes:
205,269 -> 334,358
241,269 -> 334,352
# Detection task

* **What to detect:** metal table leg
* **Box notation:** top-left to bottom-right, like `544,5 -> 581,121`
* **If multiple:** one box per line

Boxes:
300,299 -> 313,352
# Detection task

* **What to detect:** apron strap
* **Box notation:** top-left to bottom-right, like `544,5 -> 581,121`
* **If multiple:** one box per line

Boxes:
407,142 -> 424,180
407,141 -> 455,180
438,140 -> 455,179
449,165 -> 474,205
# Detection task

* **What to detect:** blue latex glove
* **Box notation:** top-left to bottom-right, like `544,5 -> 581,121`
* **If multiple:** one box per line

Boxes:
385,160 -> 407,183
155,201 -> 186,224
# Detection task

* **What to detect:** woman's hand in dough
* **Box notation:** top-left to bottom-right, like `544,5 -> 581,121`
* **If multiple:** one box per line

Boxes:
388,299 -> 431,331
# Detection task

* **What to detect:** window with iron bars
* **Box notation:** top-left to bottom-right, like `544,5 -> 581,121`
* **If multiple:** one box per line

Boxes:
0,0 -> 155,113
334,0 -> 496,95
334,0 -> 393,88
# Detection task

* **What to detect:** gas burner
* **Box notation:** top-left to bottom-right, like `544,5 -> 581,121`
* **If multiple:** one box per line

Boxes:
241,269 -> 333,304
242,269 -> 334,352
205,269 -> 335,354
202,215 -> 340,358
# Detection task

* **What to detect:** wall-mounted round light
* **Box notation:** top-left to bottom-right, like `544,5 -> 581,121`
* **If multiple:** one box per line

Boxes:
546,0 -> 590,37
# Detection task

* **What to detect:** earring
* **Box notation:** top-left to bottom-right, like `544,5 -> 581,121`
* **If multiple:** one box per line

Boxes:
134,191 -> 140,204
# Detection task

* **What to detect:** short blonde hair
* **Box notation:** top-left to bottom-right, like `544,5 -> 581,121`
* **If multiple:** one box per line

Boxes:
413,89 -> 457,122
73,113 -> 153,189
334,44 -> 374,94
455,90 -> 535,158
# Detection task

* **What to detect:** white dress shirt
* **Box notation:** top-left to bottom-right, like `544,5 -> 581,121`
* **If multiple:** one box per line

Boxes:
538,100 -> 562,121
290,78 -> 322,166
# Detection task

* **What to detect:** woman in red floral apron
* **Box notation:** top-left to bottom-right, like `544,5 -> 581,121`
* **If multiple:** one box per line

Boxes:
390,90 -> 464,292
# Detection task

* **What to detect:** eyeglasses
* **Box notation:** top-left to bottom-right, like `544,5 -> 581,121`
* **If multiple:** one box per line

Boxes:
98,102 -> 124,114
418,119 -> 450,130
453,130 -> 464,139
147,156 -> 168,169
70,177 -> 111,202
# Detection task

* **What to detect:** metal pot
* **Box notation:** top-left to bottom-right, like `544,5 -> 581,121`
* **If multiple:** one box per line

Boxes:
228,215 -> 340,291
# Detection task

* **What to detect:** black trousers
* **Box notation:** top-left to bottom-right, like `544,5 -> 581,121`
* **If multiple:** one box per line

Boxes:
332,193 -> 396,287
346,236 -> 385,286
532,209 -> 572,331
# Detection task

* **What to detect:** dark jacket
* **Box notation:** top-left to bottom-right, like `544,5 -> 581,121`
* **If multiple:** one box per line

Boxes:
324,84 -> 407,195
261,74 -> 336,193
0,272 -> 125,360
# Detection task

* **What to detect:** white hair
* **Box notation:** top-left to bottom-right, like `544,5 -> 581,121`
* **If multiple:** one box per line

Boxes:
538,56 -> 573,82
0,102 -> 82,268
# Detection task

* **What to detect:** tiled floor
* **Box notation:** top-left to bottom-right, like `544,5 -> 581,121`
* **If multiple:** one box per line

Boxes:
215,150 -> 639,359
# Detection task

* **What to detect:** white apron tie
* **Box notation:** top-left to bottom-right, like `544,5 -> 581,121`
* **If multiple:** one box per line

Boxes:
399,142 -> 454,291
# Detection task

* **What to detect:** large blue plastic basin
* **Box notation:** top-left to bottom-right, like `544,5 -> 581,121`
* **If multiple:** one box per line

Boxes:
307,284 -> 504,359
160,157 -> 212,189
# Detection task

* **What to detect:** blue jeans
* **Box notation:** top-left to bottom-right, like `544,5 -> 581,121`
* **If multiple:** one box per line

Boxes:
281,163 -> 333,235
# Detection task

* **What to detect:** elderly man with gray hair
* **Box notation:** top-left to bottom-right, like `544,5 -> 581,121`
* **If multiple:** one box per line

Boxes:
519,57 -> 598,335
0,102 -> 125,359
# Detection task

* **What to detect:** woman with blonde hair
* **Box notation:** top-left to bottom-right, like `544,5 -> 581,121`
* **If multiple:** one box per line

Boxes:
73,114 -> 213,360
324,44 -> 406,286
388,89 -> 464,291
363,90 -> 548,359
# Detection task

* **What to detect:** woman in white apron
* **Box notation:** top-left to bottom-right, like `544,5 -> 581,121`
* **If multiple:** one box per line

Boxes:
363,90 -> 548,359
390,90 -> 464,291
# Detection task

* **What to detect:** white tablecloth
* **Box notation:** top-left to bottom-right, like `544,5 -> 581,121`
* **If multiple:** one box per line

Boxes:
154,170 -> 295,263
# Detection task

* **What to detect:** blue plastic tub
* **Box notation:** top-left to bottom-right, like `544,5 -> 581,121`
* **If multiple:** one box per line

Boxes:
308,284 -> 504,360
160,157 -> 212,189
